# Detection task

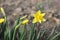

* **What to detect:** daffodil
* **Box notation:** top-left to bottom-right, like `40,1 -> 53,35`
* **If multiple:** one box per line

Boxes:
32,10 -> 46,23
21,19 -> 29,24
0,18 -> 5,24
0,7 -> 6,22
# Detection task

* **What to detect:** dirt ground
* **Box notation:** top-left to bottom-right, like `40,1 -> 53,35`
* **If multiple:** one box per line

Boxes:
0,0 -> 60,31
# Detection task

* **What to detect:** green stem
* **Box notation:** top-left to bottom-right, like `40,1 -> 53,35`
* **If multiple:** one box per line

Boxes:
12,30 -> 16,40
12,23 -> 21,40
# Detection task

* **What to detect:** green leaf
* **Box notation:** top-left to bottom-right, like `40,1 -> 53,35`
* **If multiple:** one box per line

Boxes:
50,32 -> 60,40
19,25 -> 26,40
37,30 -> 46,40
28,24 -> 35,40
4,28 -> 10,40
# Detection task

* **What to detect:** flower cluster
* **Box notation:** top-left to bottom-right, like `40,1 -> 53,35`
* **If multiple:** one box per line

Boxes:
21,10 -> 46,24
0,7 -> 46,24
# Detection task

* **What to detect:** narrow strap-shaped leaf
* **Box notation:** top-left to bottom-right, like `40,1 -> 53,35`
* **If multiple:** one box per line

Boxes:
50,32 -> 60,40
20,25 -> 27,40
28,24 -> 35,40
4,28 -> 10,40
12,17 -> 21,40
37,30 -> 46,40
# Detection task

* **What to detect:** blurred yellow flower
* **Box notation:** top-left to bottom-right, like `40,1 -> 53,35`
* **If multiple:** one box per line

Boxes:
0,18 -> 5,24
21,19 -> 29,24
0,7 -> 5,16
32,10 -> 46,23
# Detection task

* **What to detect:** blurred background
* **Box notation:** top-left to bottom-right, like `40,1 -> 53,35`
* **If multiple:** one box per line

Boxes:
0,0 -> 60,31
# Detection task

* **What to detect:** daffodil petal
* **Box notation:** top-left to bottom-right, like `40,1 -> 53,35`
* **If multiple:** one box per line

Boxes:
22,19 -> 29,24
36,10 -> 41,16
42,18 -> 46,21
41,13 -> 45,17
36,10 -> 41,14
39,20 -> 41,23
32,18 -> 37,23
33,10 -> 41,17
0,18 -> 5,23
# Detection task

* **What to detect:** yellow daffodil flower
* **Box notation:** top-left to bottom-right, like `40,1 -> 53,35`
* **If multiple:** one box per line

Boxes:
32,10 -> 46,23
21,19 -> 29,24
0,7 -> 6,22
0,18 -> 5,24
